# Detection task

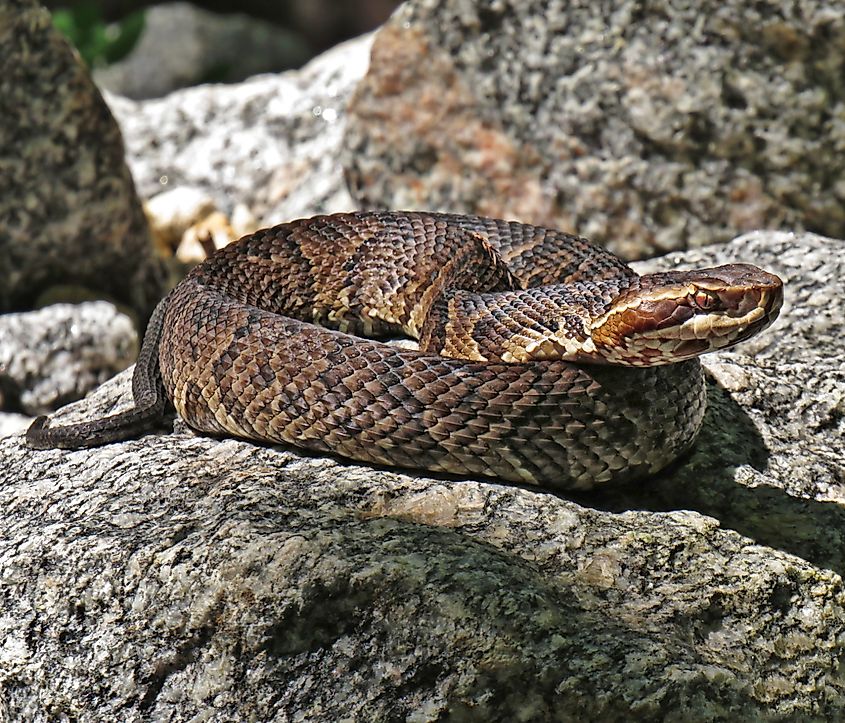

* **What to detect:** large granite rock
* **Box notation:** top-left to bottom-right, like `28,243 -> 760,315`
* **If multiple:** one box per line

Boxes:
0,0 -> 166,321
343,0 -> 845,259
2,230 -> 843,719
106,33 -> 374,228
0,413 -> 29,438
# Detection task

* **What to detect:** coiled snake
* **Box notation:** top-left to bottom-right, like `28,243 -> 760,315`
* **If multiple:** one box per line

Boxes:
27,212 -> 783,490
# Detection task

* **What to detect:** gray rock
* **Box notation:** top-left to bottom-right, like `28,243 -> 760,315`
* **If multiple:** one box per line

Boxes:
1,231 -> 843,719
0,413 -> 30,438
0,0 -> 167,321
105,33 -> 374,227
343,0 -> 845,259
0,26 -> 372,420
93,2 -> 310,100
0,302 -> 137,415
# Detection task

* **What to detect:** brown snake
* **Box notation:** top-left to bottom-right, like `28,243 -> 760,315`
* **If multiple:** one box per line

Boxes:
27,212 -> 783,490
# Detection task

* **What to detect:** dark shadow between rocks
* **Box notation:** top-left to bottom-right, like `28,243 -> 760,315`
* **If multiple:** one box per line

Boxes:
570,376 -> 845,578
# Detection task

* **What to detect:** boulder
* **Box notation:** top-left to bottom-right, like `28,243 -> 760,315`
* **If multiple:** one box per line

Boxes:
0,301 -> 137,416
0,413 -> 29,438
106,33 -> 374,228
343,0 -> 845,259
93,2 -> 310,100
0,10 -> 373,422
2,230 -> 843,719
0,0 -> 166,321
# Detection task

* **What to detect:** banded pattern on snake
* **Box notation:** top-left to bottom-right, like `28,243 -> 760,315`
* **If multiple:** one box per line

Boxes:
27,212 -> 783,490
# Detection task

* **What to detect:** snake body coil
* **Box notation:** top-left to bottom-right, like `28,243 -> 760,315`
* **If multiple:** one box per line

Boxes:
27,212 -> 783,490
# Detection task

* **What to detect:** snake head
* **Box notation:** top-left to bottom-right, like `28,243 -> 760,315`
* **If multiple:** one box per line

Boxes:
589,263 -> 784,366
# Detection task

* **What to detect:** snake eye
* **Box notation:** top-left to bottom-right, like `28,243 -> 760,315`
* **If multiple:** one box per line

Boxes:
691,290 -> 719,311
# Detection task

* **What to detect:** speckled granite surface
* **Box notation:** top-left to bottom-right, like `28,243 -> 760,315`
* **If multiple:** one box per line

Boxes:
0,0 -> 165,320
106,34 -> 374,227
2,231 -> 843,720
344,0 -> 845,259
0,302 -> 136,415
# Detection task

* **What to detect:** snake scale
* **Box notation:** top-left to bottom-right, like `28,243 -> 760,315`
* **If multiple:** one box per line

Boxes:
27,212 -> 783,490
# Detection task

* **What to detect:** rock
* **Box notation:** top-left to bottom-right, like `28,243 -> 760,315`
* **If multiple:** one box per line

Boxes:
2,230 -> 844,718
0,413 -> 30,438
92,2 -> 310,100
0,302 -> 137,416
343,0 -> 845,259
105,33 -> 374,228
144,186 -> 218,255
0,21 -> 372,419
0,0 -> 167,321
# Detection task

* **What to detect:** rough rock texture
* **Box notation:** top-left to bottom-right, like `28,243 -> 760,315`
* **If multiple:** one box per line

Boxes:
0,0 -> 166,321
1,231 -> 843,719
93,2 -> 310,100
344,0 -> 845,259
106,33 -> 374,227
0,413 -> 29,438
0,302 -> 137,416
0,19 -> 371,423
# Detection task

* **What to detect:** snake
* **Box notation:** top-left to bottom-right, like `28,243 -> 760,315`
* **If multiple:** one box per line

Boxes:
26,211 -> 783,490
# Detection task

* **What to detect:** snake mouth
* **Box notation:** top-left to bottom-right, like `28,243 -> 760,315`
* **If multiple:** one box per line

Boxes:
590,264 -> 784,366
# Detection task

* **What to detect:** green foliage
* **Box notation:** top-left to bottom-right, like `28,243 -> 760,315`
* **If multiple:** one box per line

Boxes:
52,1 -> 145,68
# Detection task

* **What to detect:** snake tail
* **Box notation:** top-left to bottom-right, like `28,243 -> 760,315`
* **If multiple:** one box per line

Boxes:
25,295 -> 172,449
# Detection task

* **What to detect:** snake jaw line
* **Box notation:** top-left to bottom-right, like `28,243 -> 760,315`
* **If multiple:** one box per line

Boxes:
586,264 -> 783,366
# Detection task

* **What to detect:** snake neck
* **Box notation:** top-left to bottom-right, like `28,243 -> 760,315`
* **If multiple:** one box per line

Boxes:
418,284 -> 626,364
423,264 -> 783,367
